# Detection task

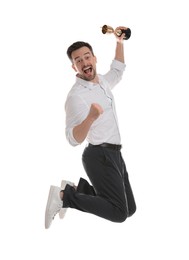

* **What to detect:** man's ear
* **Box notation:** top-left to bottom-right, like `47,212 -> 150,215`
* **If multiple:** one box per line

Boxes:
72,64 -> 77,72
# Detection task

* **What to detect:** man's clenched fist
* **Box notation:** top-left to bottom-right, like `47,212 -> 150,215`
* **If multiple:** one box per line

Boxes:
88,103 -> 103,121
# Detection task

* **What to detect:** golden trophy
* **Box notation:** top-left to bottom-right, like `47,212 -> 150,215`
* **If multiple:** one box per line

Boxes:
101,25 -> 131,40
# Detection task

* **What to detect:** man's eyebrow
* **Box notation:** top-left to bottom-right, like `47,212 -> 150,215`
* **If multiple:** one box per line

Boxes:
74,52 -> 91,61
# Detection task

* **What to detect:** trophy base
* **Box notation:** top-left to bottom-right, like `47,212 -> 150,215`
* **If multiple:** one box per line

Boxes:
116,28 -> 131,40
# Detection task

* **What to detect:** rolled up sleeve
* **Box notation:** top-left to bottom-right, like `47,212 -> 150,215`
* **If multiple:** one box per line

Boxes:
66,126 -> 80,146
65,95 -> 88,146
103,60 -> 126,89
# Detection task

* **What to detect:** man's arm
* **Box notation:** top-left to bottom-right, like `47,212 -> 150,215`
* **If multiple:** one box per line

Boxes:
114,26 -> 127,63
73,103 -> 103,144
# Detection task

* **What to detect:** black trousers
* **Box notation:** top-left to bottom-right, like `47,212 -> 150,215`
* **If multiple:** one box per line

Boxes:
63,145 -> 136,222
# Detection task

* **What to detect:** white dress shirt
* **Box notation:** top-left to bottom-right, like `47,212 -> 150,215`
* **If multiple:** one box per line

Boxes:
65,59 -> 126,146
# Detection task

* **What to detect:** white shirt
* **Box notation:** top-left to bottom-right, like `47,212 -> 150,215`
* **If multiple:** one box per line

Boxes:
65,59 -> 126,146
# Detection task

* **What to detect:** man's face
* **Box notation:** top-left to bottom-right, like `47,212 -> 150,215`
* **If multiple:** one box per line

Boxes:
71,47 -> 97,82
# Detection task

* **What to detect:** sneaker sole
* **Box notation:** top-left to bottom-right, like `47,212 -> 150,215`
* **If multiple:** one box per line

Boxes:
45,186 -> 56,229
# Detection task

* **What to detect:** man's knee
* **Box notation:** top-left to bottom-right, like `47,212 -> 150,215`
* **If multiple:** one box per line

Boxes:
116,204 -> 137,222
113,208 -> 127,223
128,204 -> 137,217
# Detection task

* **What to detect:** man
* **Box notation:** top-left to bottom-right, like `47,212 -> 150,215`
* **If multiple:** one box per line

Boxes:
45,26 -> 136,229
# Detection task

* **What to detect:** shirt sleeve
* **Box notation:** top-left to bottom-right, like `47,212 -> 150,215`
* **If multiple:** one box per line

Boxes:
103,59 -> 126,90
65,94 -> 88,146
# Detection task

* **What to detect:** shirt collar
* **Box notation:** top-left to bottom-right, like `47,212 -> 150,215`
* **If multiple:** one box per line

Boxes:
75,75 -> 102,90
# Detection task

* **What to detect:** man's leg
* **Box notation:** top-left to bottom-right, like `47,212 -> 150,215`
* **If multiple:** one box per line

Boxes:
120,153 -> 137,217
63,146 -> 128,222
45,146 -> 133,228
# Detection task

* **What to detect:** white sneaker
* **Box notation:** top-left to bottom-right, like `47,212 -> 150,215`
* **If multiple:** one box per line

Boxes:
59,180 -> 74,219
45,186 -> 63,229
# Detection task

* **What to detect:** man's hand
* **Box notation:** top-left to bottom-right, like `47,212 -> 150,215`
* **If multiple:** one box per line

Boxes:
72,103 -> 103,144
88,103 -> 103,121
114,26 -> 127,42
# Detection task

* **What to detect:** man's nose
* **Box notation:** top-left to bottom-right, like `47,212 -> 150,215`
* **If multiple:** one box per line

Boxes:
83,59 -> 88,66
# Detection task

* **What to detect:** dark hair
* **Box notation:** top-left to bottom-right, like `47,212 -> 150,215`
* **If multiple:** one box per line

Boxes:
67,41 -> 95,62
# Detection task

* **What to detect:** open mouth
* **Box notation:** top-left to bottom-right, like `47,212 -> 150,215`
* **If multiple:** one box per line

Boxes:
83,66 -> 92,75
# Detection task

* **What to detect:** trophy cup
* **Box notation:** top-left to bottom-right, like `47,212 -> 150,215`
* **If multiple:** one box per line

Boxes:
101,25 -> 131,40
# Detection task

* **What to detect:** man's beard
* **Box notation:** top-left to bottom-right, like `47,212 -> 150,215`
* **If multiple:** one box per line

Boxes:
80,68 -> 96,81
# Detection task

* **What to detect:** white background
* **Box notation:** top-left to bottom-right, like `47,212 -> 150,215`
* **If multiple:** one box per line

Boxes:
0,0 -> 189,259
